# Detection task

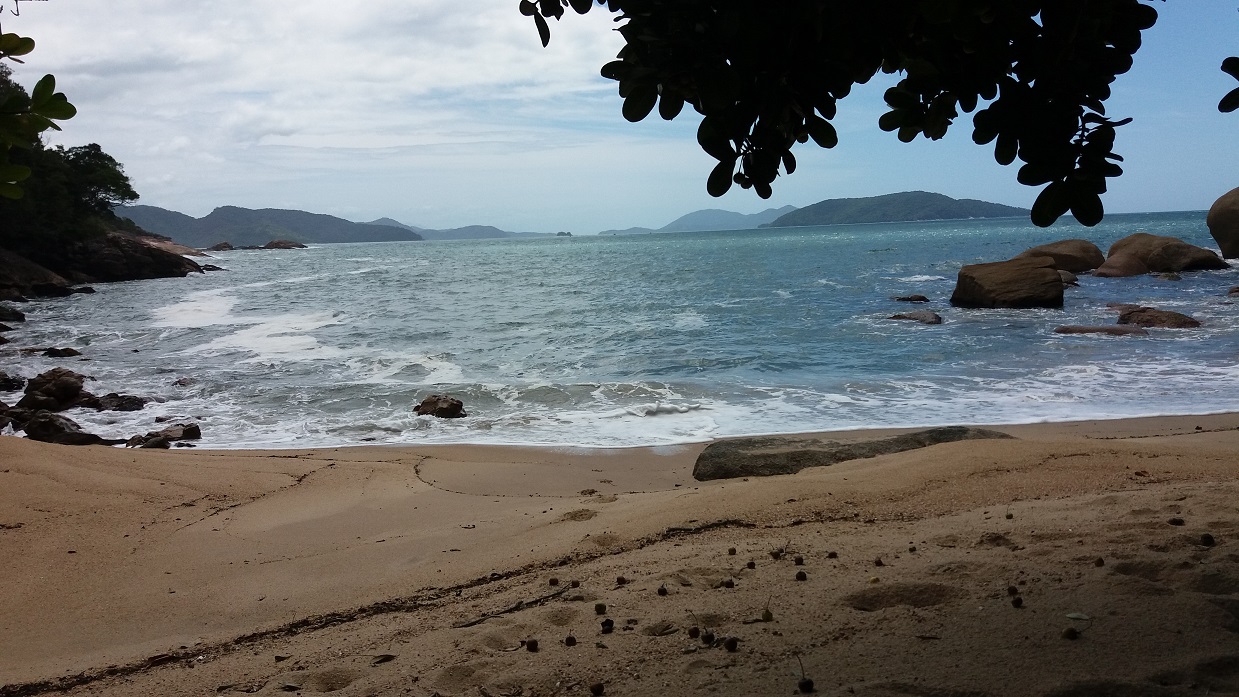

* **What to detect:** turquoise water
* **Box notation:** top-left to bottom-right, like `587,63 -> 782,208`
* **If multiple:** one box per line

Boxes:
3,211 -> 1237,448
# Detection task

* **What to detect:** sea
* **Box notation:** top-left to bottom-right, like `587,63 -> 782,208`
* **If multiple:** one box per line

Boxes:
2,211 -> 1237,449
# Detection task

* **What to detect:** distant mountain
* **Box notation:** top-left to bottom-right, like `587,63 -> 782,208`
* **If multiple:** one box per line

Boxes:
368,223 -> 552,241
598,205 -> 800,236
660,206 -> 797,232
764,191 -> 1026,228
121,205 -> 423,248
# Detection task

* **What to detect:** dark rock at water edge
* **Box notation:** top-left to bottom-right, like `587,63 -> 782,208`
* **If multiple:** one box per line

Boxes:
891,295 -> 929,303
950,257 -> 1063,309
1208,186 -> 1239,258
0,323 -> 12,332
92,393 -> 149,412
888,311 -> 942,325
261,240 -> 307,250
1054,325 -> 1149,337
1013,239 -> 1104,272
0,370 -> 24,391
206,242 -> 234,251
17,368 -> 95,412
200,264 -> 226,272
127,423 -> 201,448
43,347 -> 82,358
415,394 -> 468,418
0,305 -> 26,323
21,410 -> 126,446
692,426 -> 1016,481
1117,307 -> 1202,329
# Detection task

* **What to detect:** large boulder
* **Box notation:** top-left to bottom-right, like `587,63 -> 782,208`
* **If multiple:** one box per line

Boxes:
415,394 -> 468,418
0,304 -> 26,322
1013,239 -> 1104,272
1094,253 -> 1149,278
1117,307 -> 1201,329
126,422 -> 201,447
14,231 -> 202,285
0,248 -> 73,300
950,257 -> 1064,309
1207,187 -> 1239,258
16,368 -> 95,411
22,410 -> 125,446
692,427 -> 1016,481
1106,233 -> 1229,273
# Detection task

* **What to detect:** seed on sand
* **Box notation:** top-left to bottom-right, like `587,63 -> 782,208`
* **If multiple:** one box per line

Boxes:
746,560 -> 756,570
728,547 -> 737,556
595,603 -> 607,615
795,571 -> 808,582
723,636 -> 739,652
590,682 -> 605,696
794,556 -> 805,566
525,639 -> 539,652
657,584 -> 668,596
1061,627 -> 1080,640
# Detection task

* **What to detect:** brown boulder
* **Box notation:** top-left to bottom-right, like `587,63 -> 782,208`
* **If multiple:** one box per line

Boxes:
1207,187 -> 1239,258
888,311 -> 943,325
950,257 -> 1063,309
0,305 -> 25,323
692,427 -> 1015,481
206,242 -> 235,252
415,394 -> 468,418
1107,233 -> 1228,273
1013,239 -> 1104,272
93,393 -> 148,412
1058,270 -> 1079,286
1117,307 -> 1201,329
17,368 -> 95,411
1094,253 -> 1149,278
22,410 -> 125,446
1053,325 -> 1149,337
42,347 -> 83,358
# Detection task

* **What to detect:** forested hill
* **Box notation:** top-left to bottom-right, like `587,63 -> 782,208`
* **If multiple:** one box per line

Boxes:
763,191 -> 1027,228
120,205 -> 423,248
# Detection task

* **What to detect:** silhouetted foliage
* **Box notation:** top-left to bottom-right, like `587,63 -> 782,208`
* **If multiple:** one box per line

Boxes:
0,34 -> 76,198
525,1 -> 1231,227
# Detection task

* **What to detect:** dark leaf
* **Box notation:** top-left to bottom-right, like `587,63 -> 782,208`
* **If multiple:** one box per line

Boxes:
697,119 -> 735,161
519,0 -> 537,16
781,150 -> 797,175
658,92 -> 684,120
1221,88 -> 1239,114
533,13 -> 550,47
599,60 -> 626,81
754,180 -> 772,199
806,116 -> 838,148
622,86 -> 657,122
1031,181 -> 1071,227
707,160 -> 734,197
994,133 -> 1017,166
30,75 -> 55,108
567,0 -> 593,13
1223,57 -> 1239,80
878,110 -> 904,132
1070,189 -> 1104,227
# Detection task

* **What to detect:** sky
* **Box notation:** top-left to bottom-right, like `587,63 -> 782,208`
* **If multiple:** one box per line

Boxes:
3,0 -> 1239,234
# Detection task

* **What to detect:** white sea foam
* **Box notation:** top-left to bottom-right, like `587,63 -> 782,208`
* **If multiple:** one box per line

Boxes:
151,289 -> 239,328
897,275 -> 949,282
189,313 -> 344,362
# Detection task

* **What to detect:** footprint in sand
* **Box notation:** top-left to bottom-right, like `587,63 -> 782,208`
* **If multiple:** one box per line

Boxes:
559,509 -> 598,522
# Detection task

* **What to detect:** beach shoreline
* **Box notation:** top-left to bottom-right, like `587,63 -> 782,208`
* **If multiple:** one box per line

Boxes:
2,412 -> 1238,696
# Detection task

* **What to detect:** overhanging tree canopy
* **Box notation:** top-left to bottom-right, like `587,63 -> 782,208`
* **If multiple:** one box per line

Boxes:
523,0 -> 1239,227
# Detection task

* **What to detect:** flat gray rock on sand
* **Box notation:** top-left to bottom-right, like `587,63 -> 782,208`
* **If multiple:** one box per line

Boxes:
692,425 -> 1015,481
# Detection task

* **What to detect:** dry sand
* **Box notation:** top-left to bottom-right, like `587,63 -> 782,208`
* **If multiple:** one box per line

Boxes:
2,414 -> 1238,696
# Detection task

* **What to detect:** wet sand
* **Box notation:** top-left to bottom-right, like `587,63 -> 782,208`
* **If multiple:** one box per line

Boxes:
2,413 -> 1238,696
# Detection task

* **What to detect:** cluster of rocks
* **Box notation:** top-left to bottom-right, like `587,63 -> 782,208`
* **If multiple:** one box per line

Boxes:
888,215 -> 1235,331
206,240 -> 307,251
0,367 -> 201,448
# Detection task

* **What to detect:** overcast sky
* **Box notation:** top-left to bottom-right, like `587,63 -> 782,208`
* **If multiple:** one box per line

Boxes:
5,1 -> 1239,233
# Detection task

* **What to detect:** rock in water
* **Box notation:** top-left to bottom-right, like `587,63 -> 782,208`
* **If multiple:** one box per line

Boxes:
22,410 -> 125,446
0,371 -> 25,391
888,311 -> 943,325
1106,233 -> 1229,273
126,422 -> 203,448
1116,307 -> 1202,329
1013,239 -> 1104,272
1208,186 -> 1239,258
1053,325 -> 1149,337
692,426 -> 1016,481
262,240 -> 308,249
950,257 -> 1063,309
17,368 -> 95,412
415,394 -> 468,418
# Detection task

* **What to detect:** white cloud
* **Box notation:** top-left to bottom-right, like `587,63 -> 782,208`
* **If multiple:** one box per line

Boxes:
5,0 -> 1239,231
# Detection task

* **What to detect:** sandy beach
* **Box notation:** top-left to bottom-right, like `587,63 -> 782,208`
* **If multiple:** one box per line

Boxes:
2,414 -> 1238,696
